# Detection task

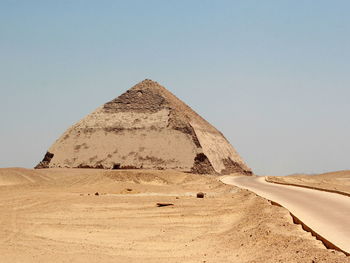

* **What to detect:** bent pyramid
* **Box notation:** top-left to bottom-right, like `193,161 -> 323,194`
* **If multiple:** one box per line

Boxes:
36,79 -> 252,175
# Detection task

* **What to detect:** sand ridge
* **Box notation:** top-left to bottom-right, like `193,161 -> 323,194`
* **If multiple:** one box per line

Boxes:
267,170 -> 350,195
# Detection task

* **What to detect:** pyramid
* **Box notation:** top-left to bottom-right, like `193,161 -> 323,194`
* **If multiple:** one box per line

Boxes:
36,79 -> 252,175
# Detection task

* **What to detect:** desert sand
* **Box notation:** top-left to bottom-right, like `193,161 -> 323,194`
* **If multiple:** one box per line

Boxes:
0,168 -> 348,262
266,170 -> 350,195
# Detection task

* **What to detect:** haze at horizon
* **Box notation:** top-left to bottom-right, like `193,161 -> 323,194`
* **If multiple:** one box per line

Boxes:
1,1 -> 349,176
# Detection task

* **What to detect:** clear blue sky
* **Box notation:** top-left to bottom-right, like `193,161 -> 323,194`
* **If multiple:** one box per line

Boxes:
1,1 -> 349,176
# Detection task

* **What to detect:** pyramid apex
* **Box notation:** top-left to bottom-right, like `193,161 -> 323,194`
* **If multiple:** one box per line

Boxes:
132,79 -> 161,89
141,78 -> 158,83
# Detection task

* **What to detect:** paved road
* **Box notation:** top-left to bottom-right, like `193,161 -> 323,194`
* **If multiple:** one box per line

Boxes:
221,176 -> 350,254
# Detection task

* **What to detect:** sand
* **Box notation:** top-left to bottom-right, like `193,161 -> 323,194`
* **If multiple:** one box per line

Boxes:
0,168 -> 348,262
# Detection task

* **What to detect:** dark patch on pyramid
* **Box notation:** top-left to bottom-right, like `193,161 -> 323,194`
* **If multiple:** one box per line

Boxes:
104,88 -> 166,113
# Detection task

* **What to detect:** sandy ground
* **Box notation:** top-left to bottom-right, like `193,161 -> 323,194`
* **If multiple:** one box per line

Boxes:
222,176 -> 350,254
0,168 -> 348,263
266,170 -> 350,195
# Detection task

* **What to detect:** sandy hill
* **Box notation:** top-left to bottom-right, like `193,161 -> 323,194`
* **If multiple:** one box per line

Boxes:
36,79 -> 252,175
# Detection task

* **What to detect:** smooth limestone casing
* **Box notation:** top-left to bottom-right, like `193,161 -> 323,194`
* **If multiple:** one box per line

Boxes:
48,107 -> 199,170
191,122 -> 250,173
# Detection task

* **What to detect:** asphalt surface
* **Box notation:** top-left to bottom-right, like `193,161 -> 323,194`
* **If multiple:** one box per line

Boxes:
221,176 -> 350,254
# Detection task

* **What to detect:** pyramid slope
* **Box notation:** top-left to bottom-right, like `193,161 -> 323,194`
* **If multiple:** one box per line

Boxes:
36,80 -> 252,175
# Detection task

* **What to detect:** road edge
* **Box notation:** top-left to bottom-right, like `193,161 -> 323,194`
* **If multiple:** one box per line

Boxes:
221,176 -> 350,257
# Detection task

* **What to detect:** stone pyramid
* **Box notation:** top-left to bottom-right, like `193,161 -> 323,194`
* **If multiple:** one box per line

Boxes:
36,79 -> 252,175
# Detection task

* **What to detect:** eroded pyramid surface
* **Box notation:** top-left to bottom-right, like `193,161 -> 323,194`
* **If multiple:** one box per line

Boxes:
36,80 -> 252,175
